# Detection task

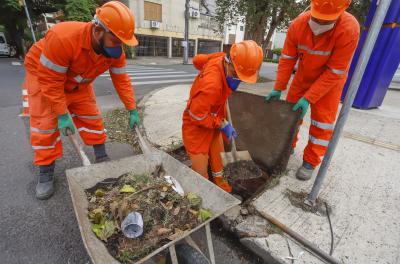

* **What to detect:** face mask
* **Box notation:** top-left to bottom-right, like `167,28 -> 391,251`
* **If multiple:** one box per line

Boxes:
308,19 -> 335,36
226,76 -> 241,91
99,35 -> 122,58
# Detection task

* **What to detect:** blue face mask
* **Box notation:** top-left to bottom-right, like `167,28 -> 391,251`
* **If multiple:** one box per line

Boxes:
103,45 -> 122,58
226,76 -> 241,91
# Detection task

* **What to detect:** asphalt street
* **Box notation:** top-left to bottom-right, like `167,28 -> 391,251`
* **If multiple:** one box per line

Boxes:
0,57 -> 274,264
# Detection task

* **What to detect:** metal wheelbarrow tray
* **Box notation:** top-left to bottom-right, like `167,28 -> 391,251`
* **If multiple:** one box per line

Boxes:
66,150 -> 241,264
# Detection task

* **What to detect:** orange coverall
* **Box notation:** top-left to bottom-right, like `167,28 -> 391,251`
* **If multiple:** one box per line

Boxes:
275,11 -> 359,167
182,52 -> 231,179
24,22 -> 136,165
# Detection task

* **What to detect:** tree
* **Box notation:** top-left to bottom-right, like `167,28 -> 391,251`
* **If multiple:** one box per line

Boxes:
0,0 -> 65,57
215,0 -> 308,53
348,0 -> 371,25
65,0 -> 96,22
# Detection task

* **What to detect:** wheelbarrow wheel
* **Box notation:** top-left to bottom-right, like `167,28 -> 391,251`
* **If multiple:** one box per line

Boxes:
166,243 -> 209,264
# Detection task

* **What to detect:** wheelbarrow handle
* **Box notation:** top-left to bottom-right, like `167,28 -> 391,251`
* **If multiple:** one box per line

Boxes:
66,128 -> 91,166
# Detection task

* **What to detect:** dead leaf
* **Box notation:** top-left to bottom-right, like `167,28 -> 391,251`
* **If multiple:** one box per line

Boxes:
162,186 -> 168,192
168,228 -> 184,241
172,207 -> 180,216
157,228 -> 171,236
189,209 -> 198,216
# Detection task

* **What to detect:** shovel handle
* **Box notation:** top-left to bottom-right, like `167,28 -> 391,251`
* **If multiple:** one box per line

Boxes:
66,129 -> 91,167
225,100 -> 238,158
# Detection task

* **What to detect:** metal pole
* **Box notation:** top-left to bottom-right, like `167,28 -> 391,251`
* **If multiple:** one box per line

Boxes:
22,0 -> 37,42
259,211 -> 342,264
305,0 -> 393,206
183,0 -> 190,64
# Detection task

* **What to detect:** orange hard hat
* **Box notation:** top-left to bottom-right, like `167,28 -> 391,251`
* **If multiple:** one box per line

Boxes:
95,1 -> 138,46
230,40 -> 263,83
311,0 -> 351,21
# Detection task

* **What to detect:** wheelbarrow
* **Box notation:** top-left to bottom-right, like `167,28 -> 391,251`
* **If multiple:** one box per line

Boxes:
65,129 -> 241,264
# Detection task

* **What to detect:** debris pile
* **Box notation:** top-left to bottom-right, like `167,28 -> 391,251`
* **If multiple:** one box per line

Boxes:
86,171 -> 212,263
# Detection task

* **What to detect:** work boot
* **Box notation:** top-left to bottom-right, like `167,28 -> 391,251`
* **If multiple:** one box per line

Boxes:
93,144 -> 110,163
296,161 -> 314,181
213,176 -> 232,193
36,162 -> 55,200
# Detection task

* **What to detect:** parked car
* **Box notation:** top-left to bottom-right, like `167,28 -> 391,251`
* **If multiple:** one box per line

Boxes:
0,32 -> 11,57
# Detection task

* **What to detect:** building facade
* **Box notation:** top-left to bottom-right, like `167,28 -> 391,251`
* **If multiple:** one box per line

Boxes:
128,0 -> 224,57
223,21 -> 245,45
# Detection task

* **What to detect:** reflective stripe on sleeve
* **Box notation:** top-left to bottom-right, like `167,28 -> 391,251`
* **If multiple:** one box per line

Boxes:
187,109 -> 208,121
110,66 -> 126,74
39,54 -> 68,73
74,75 -> 94,83
212,171 -> 224,177
328,68 -> 346,75
281,53 -> 297,60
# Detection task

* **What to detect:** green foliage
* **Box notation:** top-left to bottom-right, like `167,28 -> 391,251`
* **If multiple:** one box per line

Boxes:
272,48 -> 282,55
215,0 -> 308,48
348,0 -> 371,24
65,0 -> 97,22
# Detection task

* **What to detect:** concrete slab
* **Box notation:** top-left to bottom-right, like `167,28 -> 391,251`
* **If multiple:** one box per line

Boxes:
142,85 -> 190,151
229,91 -> 301,174
251,123 -> 400,263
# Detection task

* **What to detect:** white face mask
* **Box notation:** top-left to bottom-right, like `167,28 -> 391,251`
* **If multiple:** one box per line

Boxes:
308,19 -> 335,36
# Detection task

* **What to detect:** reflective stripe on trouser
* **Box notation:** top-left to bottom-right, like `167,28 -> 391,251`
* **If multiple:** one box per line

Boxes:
67,85 -> 106,146
286,83 -> 341,167
186,130 -> 224,179
71,114 -> 106,145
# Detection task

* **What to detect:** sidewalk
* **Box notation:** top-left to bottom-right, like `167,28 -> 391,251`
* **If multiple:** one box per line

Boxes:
140,82 -> 400,263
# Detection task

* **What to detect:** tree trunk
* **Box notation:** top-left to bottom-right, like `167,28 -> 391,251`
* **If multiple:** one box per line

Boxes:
5,19 -> 26,58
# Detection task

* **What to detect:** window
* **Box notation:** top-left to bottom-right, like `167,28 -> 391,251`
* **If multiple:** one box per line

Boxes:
172,38 -> 195,57
240,26 -> 244,31
144,1 -> 162,22
0,37 -> 5,44
135,35 -> 168,57
228,34 -> 236,44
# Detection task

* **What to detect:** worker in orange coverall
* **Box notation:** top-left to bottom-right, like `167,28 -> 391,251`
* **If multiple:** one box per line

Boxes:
265,0 -> 359,180
24,1 -> 140,199
182,41 -> 263,193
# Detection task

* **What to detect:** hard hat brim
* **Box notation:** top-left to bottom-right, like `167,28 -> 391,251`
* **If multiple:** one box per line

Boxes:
236,70 -> 258,84
119,34 -> 139,46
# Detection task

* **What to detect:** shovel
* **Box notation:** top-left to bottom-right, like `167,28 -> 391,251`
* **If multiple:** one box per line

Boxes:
220,100 -> 252,166
67,129 -> 91,167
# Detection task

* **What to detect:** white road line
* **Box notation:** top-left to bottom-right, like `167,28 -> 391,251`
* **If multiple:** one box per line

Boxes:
105,79 -> 194,85
101,71 -> 188,77
127,74 -> 197,80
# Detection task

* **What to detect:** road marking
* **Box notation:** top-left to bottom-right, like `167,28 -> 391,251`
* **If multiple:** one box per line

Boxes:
127,74 -> 197,80
101,71 -> 189,77
128,79 -> 194,85
11,61 -> 21,66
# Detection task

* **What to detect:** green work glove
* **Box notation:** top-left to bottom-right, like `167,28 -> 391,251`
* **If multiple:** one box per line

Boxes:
292,97 -> 309,118
129,109 -> 140,128
58,113 -> 75,136
265,89 -> 282,102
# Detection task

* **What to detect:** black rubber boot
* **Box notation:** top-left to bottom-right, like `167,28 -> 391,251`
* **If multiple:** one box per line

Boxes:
36,162 -> 55,200
93,144 -> 110,163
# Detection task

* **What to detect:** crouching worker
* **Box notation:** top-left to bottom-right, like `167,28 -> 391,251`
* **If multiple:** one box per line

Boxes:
182,40 -> 263,193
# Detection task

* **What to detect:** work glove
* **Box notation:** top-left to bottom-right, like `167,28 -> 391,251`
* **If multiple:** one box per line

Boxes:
292,97 -> 309,118
58,113 -> 75,136
129,109 -> 140,129
220,120 -> 238,143
265,89 -> 282,102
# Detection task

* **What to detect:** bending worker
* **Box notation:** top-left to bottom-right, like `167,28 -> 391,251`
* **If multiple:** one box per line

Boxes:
182,41 -> 263,193
24,1 -> 140,200
265,0 -> 359,180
